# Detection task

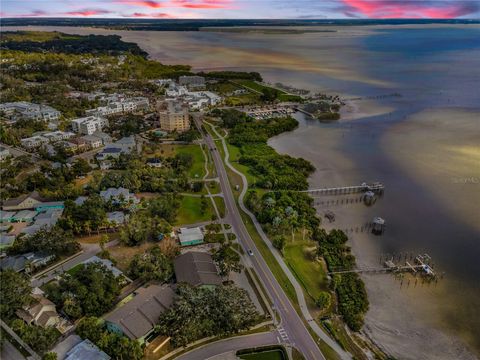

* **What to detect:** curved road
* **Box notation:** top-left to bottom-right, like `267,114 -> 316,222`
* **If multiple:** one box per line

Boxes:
176,332 -> 278,360
194,117 -> 326,360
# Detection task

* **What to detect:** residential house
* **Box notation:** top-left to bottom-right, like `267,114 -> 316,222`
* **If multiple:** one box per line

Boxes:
12,210 -> 37,223
178,227 -> 204,246
100,188 -> 138,205
65,339 -> 110,360
82,256 -> 123,278
0,210 -> 16,223
91,131 -> 112,145
0,252 -> 54,273
1,191 -> 44,211
174,251 -> 222,288
104,284 -> 174,344
106,211 -> 127,225
0,234 -> 15,250
16,294 -> 61,329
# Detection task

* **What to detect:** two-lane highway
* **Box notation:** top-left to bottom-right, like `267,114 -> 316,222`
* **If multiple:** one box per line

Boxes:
195,117 -> 325,360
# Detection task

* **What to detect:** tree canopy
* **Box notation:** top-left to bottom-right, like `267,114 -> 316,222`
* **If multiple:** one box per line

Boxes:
157,284 -> 260,347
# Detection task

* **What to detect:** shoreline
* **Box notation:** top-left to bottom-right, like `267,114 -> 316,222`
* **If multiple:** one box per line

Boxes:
268,105 -> 479,360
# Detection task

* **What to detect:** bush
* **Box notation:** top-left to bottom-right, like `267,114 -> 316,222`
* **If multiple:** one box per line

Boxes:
315,291 -> 331,310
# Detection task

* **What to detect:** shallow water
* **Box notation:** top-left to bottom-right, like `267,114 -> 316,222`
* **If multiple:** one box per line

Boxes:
5,24 -> 480,358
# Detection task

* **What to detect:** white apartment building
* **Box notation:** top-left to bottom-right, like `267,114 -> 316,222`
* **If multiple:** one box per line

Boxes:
0,102 -> 61,122
71,116 -> 109,135
21,136 -> 49,149
157,100 -> 190,132
42,131 -> 75,143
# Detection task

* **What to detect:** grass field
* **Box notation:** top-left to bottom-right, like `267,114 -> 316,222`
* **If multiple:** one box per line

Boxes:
145,143 -> 206,179
175,144 -> 206,179
108,242 -> 154,272
175,195 -> 214,225
284,240 -> 329,301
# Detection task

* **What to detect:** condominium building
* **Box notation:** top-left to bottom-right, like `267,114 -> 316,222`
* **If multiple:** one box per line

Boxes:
0,102 -> 61,122
157,100 -> 190,132
71,116 -> 109,135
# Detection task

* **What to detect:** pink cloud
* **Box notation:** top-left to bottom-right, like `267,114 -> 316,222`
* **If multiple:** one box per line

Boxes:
64,9 -> 112,16
119,0 -> 165,8
170,0 -> 232,9
127,11 -> 173,17
342,0 -> 479,19
13,10 -> 48,17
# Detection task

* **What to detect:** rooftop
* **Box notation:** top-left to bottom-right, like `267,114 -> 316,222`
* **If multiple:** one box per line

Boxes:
104,284 -> 174,340
174,251 -> 222,287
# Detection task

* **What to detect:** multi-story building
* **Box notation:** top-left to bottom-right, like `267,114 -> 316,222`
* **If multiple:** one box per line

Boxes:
0,102 -> 61,122
42,131 -> 75,143
21,136 -> 49,150
71,116 -> 109,135
157,100 -> 190,132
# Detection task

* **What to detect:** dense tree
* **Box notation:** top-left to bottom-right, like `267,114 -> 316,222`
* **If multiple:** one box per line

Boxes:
119,211 -> 153,246
314,229 -> 369,331
8,227 -> 80,258
0,270 -> 31,319
58,195 -> 108,235
128,247 -> 174,282
211,243 -> 243,277
45,262 -> 120,319
272,236 -> 286,253
42,352 -> 58,360
157,284 -> 259,347
315,291 -> 331,310
10,320 -> 60,354
76,317 -> 143,360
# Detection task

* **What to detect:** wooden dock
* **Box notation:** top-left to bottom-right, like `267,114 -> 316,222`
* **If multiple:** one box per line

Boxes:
300,182 -> 385,196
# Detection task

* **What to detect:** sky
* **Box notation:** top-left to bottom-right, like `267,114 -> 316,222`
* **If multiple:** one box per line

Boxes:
1,0 -> 480,19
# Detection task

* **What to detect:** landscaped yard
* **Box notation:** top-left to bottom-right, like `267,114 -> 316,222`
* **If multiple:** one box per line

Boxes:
175,195 -> 214,225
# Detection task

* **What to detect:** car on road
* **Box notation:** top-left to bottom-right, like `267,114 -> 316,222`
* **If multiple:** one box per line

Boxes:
247,249 -> 254,256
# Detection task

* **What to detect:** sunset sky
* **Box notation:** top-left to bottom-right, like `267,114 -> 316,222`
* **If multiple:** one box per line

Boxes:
2,0 -> 480,19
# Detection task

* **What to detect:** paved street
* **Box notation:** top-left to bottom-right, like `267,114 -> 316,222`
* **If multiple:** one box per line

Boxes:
194,117 -> 326,360
175,332 -> 278,360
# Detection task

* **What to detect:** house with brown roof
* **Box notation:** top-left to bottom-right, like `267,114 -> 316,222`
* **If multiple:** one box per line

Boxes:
1,191 -> 44,211
104,284 -> 174,344
174,251 -> 222,288
16,294 -> 61,329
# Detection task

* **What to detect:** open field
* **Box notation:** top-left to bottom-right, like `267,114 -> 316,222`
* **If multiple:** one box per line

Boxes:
107,242 -> 155,272
175,195 -> 214,225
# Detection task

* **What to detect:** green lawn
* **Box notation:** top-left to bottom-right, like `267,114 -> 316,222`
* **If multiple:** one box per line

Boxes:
236,80 -> 302,102
213,196 -> 226,218
284,240 -> 329,301
175,195 -> 214,225
239,350 -> 286,360
175,144 -> 206,179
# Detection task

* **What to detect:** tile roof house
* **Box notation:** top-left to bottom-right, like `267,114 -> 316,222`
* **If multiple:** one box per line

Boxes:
65,339 -> 110,360
16,294 -> 61,329
104,284 -> 174,344
174,252 -> 222,288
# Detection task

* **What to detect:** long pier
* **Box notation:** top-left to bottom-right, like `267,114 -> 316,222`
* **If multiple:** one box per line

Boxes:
299,182 -> 385,196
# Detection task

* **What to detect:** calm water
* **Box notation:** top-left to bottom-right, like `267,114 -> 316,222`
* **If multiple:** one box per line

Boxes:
5,25 -> 480,358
